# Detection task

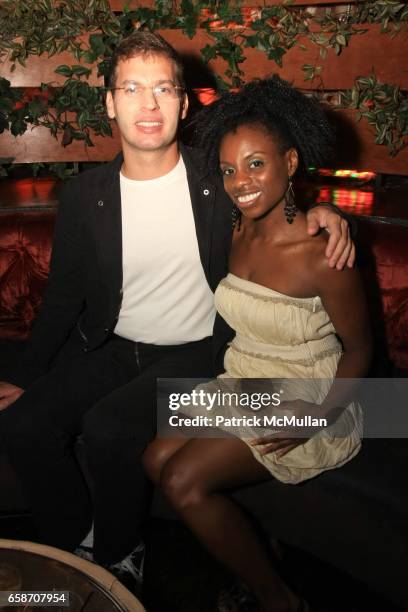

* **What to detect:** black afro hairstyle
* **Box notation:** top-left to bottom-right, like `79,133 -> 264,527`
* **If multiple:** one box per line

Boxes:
193,75 -> 334,175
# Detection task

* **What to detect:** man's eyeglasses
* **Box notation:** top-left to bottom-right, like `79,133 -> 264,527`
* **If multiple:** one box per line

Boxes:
110,82 -> 184,99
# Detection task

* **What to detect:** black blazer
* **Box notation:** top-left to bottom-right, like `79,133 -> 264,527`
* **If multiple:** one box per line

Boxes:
15,145 -> 234,387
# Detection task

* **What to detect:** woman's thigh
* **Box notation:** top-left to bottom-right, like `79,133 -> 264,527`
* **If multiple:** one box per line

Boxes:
162,436 -> 271,496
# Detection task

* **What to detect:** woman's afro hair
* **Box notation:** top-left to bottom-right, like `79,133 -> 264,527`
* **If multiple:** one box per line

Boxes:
193,75 -> 334,175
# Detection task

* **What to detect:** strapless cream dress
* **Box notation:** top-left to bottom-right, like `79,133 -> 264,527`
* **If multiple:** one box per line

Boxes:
204,274 -> 362,484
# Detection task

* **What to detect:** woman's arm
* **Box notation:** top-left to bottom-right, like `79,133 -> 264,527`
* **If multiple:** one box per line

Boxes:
311,256 -> 373,416
250,246 -> 372,457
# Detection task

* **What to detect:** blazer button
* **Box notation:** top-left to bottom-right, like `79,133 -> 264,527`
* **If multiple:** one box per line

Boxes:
104,328 -> 109,333
97,200 -> 104,207
203,189 -> 210,196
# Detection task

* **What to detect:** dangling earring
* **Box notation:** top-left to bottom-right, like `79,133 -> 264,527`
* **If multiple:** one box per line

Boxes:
232,203 -> 241,231
284,178 -> 297,224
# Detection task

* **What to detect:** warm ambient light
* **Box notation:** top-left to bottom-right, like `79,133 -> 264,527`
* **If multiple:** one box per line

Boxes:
194,88 -> 219,106
310,168 -> 377,181
317,188 -> 374,215
200,7 -> 261,30
11,178 -> 57,205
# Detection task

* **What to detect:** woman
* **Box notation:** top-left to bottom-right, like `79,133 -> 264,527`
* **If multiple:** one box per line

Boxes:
143,77 -> 372,612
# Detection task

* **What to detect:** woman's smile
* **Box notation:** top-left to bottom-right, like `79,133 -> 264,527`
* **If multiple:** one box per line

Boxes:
236,190 -> 262,207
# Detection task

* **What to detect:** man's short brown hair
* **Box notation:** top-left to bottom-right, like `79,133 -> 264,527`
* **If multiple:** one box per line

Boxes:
108,30 -> 185,91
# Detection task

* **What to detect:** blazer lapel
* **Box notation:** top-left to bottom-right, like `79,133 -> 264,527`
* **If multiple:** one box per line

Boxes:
182,145 -> 215,286
93,154 -> 123,309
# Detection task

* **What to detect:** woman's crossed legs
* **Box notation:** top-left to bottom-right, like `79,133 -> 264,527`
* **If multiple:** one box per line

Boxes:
143,436 -> 304,612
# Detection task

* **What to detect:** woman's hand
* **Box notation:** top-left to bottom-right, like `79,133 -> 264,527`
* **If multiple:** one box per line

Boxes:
249,399 -> 323,457
249,434 -> 308,458
0,381 -> 24,410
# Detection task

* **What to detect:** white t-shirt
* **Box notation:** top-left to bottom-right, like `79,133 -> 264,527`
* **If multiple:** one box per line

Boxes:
114,156 -> 216,345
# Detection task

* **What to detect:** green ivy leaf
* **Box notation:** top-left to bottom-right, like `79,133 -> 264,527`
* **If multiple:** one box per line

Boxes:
84,132 -> 94,147
61,125 -> 73,147
99,120 -> 112,137
244,35 -> 258,48
55,65 -> 73,77
27,98 -> 47,121
57,95 -> 71,107
82,50 -> 97,64
267,46 -> 285,67
0,114 -> 9,133
256,39 -> 267,52
182,14 -> 197,39
351,88 -> 360,107
78,110 -> 90,129
319,46 -> 327,60
48,163 -> 75,180
31,162 -> 45,177
0,97 -> 13,113
89,33 -> 105,56
97,59 -> 111,79
71,65 -> 92,77
201,44 -> 218,63
72,130 -> 86,140
336,33 -> 347,47
10,118 -> 27,136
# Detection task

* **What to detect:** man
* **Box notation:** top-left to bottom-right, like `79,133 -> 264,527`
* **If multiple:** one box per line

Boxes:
0,31 -> 353,584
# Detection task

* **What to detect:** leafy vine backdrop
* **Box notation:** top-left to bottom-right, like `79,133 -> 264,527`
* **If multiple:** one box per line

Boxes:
0,0 -> 407,177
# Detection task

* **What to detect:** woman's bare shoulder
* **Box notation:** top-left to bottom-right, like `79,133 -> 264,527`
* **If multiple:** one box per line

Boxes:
292,226 -> 360,296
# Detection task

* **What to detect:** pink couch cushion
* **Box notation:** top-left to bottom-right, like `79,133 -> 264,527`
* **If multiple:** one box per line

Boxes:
0,211 -> 55,340
359,220 -> 408,370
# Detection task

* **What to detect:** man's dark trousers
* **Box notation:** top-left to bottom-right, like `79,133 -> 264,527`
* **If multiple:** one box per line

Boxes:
1,332 -> 213,565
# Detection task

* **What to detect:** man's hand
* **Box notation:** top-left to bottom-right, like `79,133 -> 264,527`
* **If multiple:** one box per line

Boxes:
0,381 -> 24,410
306,206 -> 355,270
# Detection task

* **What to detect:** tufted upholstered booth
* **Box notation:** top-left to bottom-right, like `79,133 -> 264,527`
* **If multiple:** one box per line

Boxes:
0,179 -> 57,341
1,178 -> 407,368
0,176 -> 408,608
